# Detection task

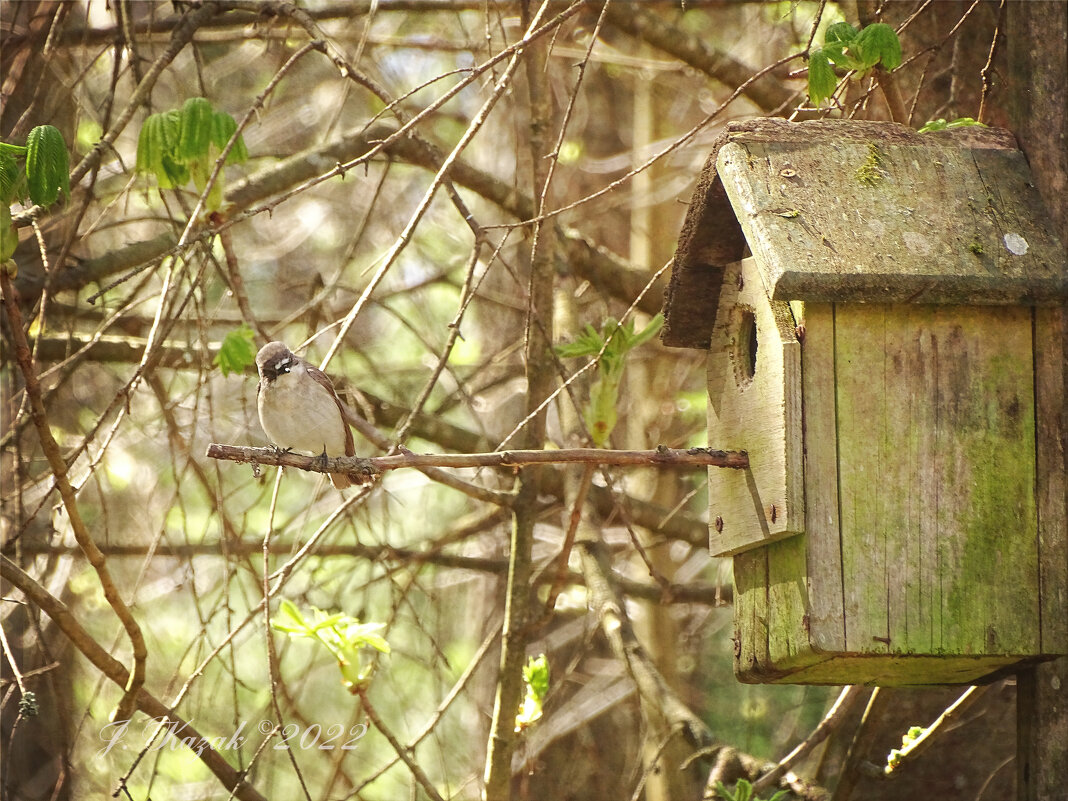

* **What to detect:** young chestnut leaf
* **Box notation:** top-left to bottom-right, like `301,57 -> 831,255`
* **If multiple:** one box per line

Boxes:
25,125 -> 70,207
178,97 -> 214,164
854,22 -> 902,71
136,98 -> 247,208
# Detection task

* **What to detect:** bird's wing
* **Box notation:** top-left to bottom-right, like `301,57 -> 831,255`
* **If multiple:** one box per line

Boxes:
308,366 -> 356,457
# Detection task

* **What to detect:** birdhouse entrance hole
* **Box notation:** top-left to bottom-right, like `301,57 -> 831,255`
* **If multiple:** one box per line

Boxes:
734,308 -> 758,386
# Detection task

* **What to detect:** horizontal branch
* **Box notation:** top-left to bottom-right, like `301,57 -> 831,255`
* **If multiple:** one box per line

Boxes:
204,443 -> 749,477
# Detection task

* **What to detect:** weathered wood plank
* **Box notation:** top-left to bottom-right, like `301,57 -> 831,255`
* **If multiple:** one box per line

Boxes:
765,533 -> 815,668
707,257 -> 803,556
801,302 -> 846,653
761,654 -> 1027,687
733,547 -> 770,679
1034,305 -> 1068,653
715,130 -> 1066,305
834,304 -> 1040,657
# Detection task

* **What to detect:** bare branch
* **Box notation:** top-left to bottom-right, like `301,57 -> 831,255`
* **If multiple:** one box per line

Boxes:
577,531 -> 715,751
752,685 -> 867,794
0,555 -> 268,801
205,442 -> 748,474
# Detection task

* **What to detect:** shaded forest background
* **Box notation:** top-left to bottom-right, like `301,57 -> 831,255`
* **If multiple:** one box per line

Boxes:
2,2 -> 1065,801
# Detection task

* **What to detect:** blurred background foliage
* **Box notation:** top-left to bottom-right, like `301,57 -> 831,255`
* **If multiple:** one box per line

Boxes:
1,1 -> 1032,800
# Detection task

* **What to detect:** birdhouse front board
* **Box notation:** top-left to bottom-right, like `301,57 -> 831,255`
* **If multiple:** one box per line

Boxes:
663,119 -> 1067,686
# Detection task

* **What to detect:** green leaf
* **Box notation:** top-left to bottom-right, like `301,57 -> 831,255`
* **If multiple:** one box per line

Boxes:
25,125 -> 70,207
626,312 -> 664,349
274,598 -> 307,628
807,49 -> 838,106
0,149 -> 24,205
211,110 -> 248,163
917,118 -> 949,133
213,324 -> 256,376
821,22 -> 857,68
825,21 -> 858,46
945,117 -> 986,129
135,114 -> 163,175
854,22 -> 901,71
137,111 -> 184,188
271,600 -> 390,694
556,315 -> 662,447
515,654 -> 550,731
522,654 -> 550,701
919,116 -> 988,133
178,97 -> 214,164
555,322 -> 604,359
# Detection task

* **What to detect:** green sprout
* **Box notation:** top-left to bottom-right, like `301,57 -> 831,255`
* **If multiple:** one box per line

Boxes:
555,313 -> 664,447
135,97 -> 247,211
886,724 -> 926,771
713,778 -> 788,801
515,654 -> 550,732
918,117 -> 988,133
270,599 -> 391,694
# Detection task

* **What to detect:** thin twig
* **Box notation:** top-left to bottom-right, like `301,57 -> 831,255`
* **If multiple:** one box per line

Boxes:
977,0 -> 1007,123
577,531 -> 716,752
355,689 -> 447,801
883,685 -> 986,775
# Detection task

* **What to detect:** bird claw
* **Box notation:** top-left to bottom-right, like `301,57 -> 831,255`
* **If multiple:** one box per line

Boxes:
315,448 -> 330,471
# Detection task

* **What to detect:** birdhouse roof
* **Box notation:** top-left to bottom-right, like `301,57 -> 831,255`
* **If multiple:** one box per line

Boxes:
662,118 -> 1066,349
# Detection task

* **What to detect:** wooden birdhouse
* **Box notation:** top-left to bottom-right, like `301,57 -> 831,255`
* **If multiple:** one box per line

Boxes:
663,118 -> 1067,686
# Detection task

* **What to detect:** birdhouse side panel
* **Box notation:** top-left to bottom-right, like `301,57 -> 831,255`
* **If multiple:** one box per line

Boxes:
833,304 -> 1040,658
707,258 -> 803,556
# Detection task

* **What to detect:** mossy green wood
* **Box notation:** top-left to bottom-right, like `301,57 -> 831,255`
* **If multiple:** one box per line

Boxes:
834,303 -> 1039,657
733,301 -> 1052,685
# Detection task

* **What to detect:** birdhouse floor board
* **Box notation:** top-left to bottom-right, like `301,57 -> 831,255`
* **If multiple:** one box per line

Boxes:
736,653 -> 1032,687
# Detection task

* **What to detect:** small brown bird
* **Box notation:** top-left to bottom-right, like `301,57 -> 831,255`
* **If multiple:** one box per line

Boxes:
256,341 -> 355,489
